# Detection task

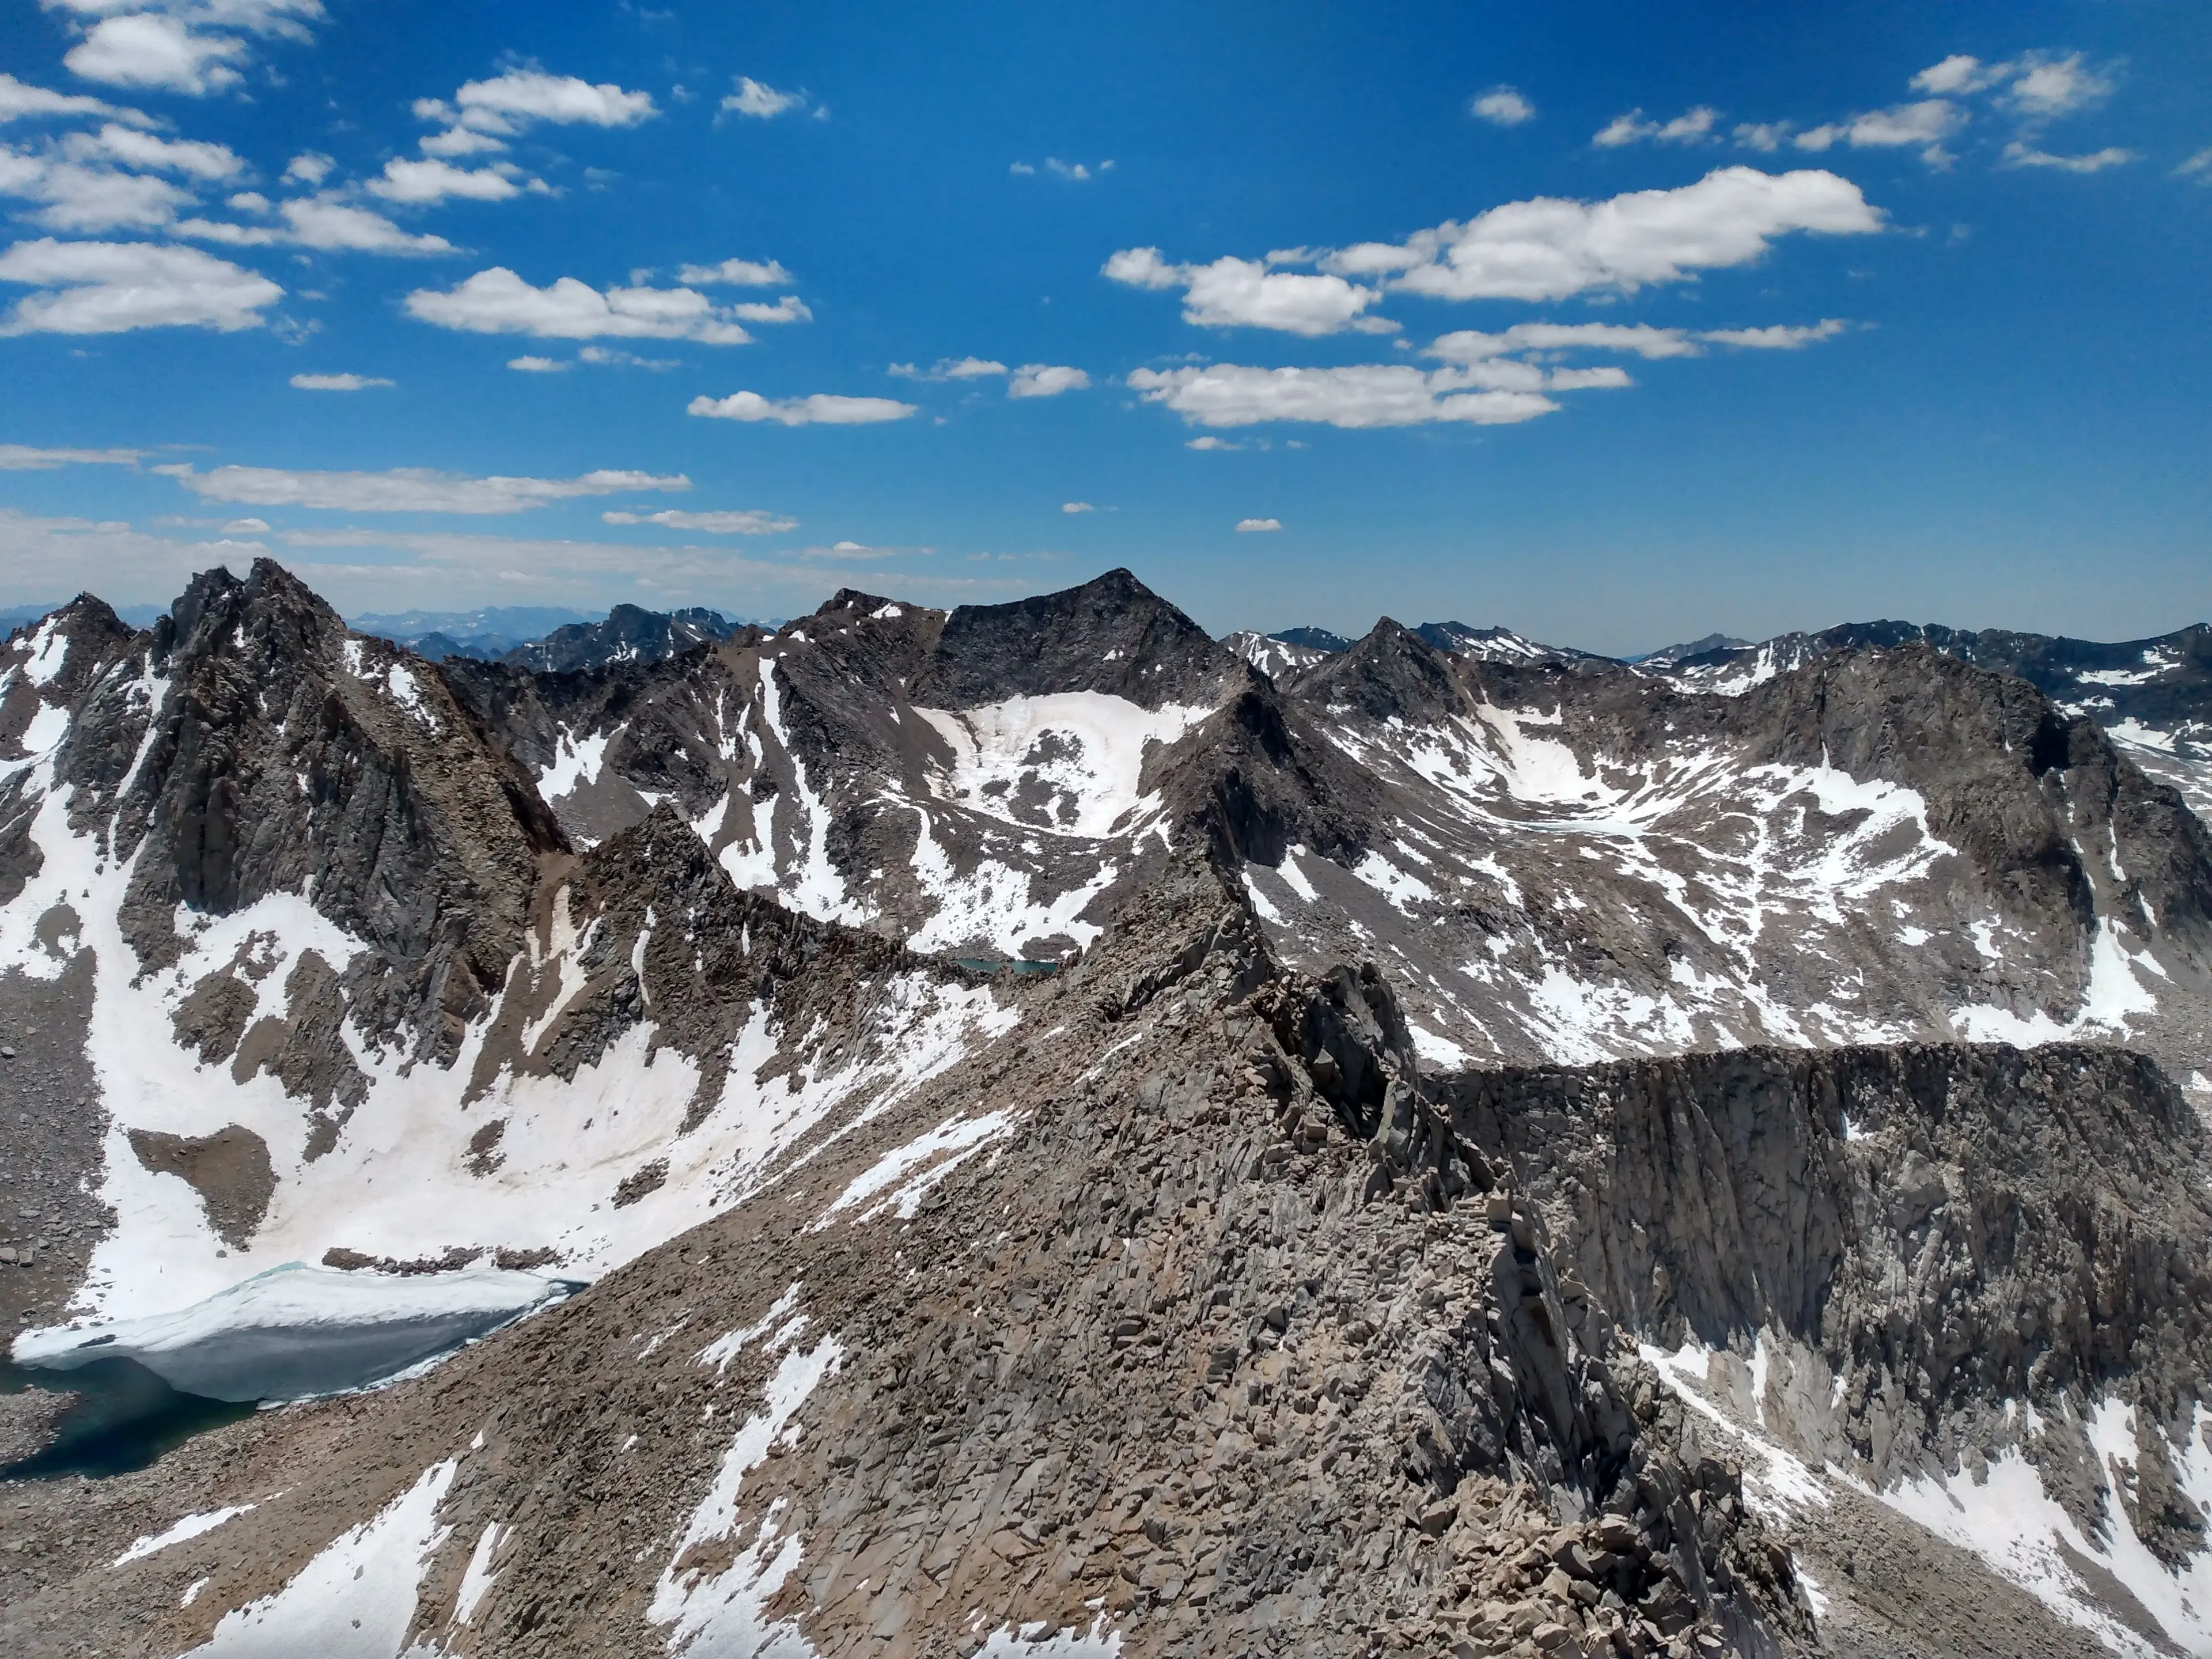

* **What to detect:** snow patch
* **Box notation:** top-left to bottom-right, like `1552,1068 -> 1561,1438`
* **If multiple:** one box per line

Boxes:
113,1504 -> 256,1567
539,729 -> 611,801
452,1522 -> 505,1627
972,1619 -> 1124,1657
914,692 -> 1206,840
182,1456 -> 458,1657
646,1332 -> 846,1657
820,1111 -> 1014,1226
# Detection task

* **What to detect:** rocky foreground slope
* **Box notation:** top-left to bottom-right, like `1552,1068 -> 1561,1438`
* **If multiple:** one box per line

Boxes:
1,562 -> 2211,1657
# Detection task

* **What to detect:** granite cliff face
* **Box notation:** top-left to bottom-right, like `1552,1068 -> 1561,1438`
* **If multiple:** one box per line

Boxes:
2,563 -> 2211,1659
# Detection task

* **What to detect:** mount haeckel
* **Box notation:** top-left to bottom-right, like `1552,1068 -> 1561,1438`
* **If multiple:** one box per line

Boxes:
0,560 -> 2209,1658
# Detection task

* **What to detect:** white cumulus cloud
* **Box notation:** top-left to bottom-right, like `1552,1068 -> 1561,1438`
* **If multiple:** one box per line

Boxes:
48,0 -> 328,96
1008,363 -> 1089,398
730,294 -> 811,324
2004,52 -> 2113,119
64,122 -> 243,178
289,372 -> 392,390
407,70 -> 657,160
506,354 -> 566,372
686,391 -> 916,426
1696,319 -> 1850,348
1103,246 -> 1391,336
405,268 -> 758,343
1470,86 -> 1534,126
1429,322 -> 1698,362
0,148 -> 196,230
369,156 -> 527,204
0,237 -> 281,333
1322,167 -> 1881,302
155,463 -> 690,514
1794,99 -> 1964,164
63,13 -> 248,95
454,70 -> 656,130
1234,517 -> 1281,532
179,195 -> 457,255
1061,501 -> 1095,513
600,507 -> 797,534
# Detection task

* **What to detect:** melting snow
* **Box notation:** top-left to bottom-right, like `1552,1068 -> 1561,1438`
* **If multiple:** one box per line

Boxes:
113,1504 -> 256,1567
914,692 -> 1205,840
1879,1400 -> 2212,1657
540,729 -> 612,801
451,1522 -> 505,1628
820,1111 -> 1014,1226
647,1327 -> 846,1657
182,1457 -> 458,1657
972,1620 -> 1123,1657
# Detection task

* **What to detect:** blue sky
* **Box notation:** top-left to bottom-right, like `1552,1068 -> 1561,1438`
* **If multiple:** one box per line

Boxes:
1,0 -> 2206,654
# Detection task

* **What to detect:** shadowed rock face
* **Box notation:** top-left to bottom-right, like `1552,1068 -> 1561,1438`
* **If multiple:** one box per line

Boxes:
1448,1044 -> 2212,1464
2,562 -> 563,1074
1642,619 -> 2212,823
908,566 -> 1239,712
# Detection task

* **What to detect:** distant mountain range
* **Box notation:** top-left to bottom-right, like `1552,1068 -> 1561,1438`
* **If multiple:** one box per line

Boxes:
498,603 -> 752,672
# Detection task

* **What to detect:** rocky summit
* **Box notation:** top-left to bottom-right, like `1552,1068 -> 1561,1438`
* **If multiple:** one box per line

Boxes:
2,561 -> 2211,1659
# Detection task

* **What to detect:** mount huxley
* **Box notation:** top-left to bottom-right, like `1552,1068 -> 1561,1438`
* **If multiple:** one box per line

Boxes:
2,559 -> 2211,1658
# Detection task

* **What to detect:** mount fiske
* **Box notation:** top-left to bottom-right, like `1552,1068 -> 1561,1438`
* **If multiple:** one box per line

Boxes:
3,561 -> 2211,1659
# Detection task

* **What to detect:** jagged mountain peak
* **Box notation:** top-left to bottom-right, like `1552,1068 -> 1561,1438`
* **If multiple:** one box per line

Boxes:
1290,613 -> 1472,723
153,556 -> 350,670
907,565 -> 1235,711
1222,630 -> 1329,682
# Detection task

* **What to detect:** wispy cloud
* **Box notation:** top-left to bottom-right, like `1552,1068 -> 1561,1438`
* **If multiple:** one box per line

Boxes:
601,507 -> 797,534
687,391 -> 916,426
1593,105 -> 1717,147
0,443 -> 145,469
2001,142 -> 2137,173
289,372 -> 394,390
887,357 -> 1006,381
154,463 -> 691,514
